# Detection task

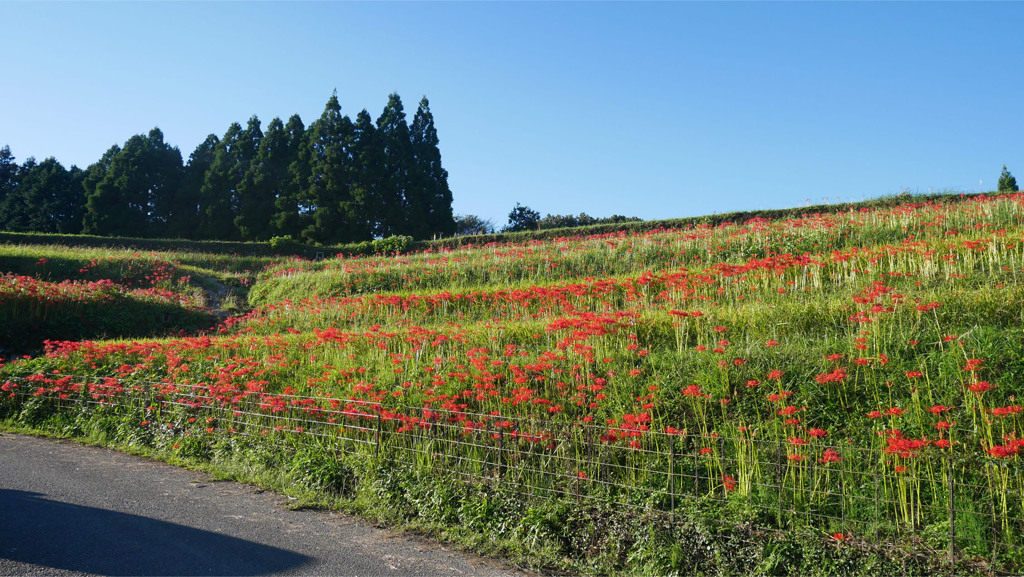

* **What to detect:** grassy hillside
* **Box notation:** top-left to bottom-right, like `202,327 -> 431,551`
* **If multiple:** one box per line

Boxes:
3,192 -> 1023,575
0,244 -> 267,354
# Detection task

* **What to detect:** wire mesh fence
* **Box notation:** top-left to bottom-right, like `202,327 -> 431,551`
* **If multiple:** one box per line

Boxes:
3,372 -> 1021,566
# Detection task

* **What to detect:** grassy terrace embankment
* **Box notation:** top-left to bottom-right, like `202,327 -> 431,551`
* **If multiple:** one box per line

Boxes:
3,192 -> 1024,575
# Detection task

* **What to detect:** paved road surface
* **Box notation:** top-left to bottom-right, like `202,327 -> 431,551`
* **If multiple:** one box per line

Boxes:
0,433 -> 526,576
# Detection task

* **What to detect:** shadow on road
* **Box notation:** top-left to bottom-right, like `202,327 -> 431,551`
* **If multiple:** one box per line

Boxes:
0,489 -> 312,576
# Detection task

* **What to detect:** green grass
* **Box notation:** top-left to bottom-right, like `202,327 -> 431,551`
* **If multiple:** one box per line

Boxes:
3,191 -> 1024,575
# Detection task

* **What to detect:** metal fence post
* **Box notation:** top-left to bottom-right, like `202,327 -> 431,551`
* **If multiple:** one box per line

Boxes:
669,436 -> 676,531
948,451 -> 956,568
375,410 -> 382,457
497,427 -> 504,478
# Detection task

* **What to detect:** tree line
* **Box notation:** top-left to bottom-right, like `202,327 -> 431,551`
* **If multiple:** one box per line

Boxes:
0,92 -> 455,243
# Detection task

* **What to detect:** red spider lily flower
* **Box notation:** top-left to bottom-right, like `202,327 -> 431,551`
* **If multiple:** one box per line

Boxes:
577,471 -> 587,479
894,466 -> 908,473
969,381 -> 993,394
714,326 -> 728,333
722,476 -> 737,491
989,446 -> 1015,458
815,368 -> 847,384
928,404 -> 951,414
787,436 -> 807,446
933,439 -> 951,449
746,379 -> 760,388
683,384 -> 704,397
831,532 -> 848,542
963,358 -> 984,372
699,447 -> 713,455
991,405 -> 1023,417
866,410 -> 883,419
905,371 -> 923,379
819,448 -> 843,463
825,354 -> 844,362
935,421 -> 955,430
808,428 -> 828,438
787,453 -> 806,462
766,369 -> 785,380
885,407 -> 904,417
764,340 -> 779,347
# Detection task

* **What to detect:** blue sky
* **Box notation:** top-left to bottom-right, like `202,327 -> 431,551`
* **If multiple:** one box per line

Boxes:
2,2 -> 1021,227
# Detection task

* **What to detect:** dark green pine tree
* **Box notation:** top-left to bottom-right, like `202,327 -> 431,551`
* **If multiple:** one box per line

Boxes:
303,92 -> 369,244
82,128 -> 183,237
0,146 -> 21,231
998,165 -> 1019,193
410,96 -> 455,239
10,157 -> 85,233
237,117 -> 293,241
198,117 -> 262,240
271,114 -> 309,239
1,157 -> 36,231
376,93 -> 413,238
350,109 -> 387,238
80,144 -> 120,233
171,134 -> 219,239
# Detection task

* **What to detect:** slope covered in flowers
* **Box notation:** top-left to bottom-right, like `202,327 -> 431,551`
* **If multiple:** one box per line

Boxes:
4,193 -> 1024,573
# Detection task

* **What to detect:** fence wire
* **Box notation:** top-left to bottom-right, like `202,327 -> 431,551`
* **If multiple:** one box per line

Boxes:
3,372 -> 1021,566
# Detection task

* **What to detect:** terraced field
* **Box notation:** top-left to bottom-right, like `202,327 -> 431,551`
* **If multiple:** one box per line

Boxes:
3,193 -> 1024,575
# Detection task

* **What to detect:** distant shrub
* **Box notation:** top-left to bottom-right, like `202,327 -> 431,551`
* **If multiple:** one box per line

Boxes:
268,235 -> 301,252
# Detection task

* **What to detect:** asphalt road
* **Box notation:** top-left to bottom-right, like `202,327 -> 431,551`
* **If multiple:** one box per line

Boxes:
0,433 -> 525,576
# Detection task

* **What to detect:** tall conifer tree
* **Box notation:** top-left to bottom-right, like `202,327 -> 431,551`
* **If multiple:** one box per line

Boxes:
304,92 -> 368,243
1,157 -> 36,231
271,115 -> 309,238
198,117 -> 261,240
0,146 -> 20,231
171,134 -> 219,239
410,96 -> 455,239
82,129 -> 182,237
10,158 -> 84,233
237,117 -> 292,241
376,93 -> 413,237
350,109 -> 387,238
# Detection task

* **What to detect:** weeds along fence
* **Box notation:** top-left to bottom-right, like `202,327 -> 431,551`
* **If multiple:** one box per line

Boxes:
3,373 -> 1021,567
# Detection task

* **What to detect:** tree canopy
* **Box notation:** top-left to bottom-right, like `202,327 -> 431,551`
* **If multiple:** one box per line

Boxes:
2,92 -> 456,243
999,165 -> 1019,193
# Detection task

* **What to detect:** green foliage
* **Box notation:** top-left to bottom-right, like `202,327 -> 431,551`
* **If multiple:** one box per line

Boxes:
999,165 -> 1019,193
537,212 -> 642,230
371,235 -> 413,254
7,191 -> 1024,575
1,157 -> 84,234
409,96 -> 456,239
268,235 -> 300,252
8,91 -> 455,244
290,447 -> 356,496
236,118 -> 292,241
454,214 -> 495,236
82,128 -> 183,238
503,203 -> 541,232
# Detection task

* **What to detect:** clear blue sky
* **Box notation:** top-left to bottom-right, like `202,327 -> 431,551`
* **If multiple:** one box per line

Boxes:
2,2 -> 1021,227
